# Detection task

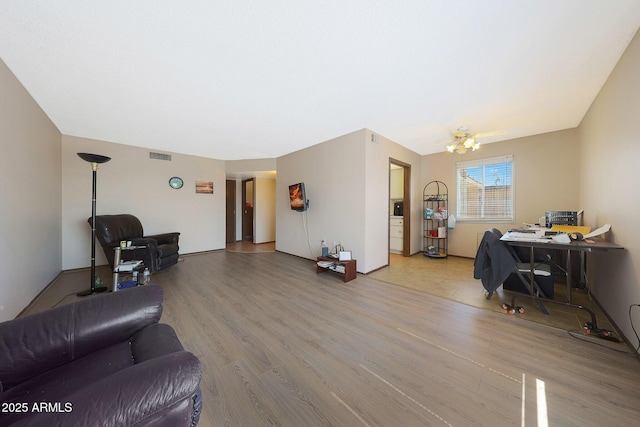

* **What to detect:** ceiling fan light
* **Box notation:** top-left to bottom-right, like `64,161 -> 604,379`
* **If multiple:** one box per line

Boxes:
445,126 -> 501,154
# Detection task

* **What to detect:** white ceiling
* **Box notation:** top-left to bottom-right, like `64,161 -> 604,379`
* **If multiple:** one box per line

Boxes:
1,1 -> 639,160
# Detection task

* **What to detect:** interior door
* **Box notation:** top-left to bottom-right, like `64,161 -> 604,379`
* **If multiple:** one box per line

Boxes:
242,179 -> 254,242
225,180 -> 236,243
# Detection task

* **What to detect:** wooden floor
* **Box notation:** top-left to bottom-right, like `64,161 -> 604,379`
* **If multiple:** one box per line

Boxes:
371,253 -> 618,334
225,241 -> 276,253
23,250 -> 640,426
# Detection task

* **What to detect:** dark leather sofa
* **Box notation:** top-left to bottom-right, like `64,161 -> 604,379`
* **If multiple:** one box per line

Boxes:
92,214 -> 180,272
0,285 -> 202,426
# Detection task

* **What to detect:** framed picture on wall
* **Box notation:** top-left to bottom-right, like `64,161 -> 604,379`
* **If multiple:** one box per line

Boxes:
196,181 -> 214,194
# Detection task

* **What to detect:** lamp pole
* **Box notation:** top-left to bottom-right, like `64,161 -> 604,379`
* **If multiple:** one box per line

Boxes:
77,153 -> 111,296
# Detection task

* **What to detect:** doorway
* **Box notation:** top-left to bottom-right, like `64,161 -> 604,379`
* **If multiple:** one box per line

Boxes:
242,178 -> 254,242
225,180 -> 236,243
389,159 -> 411,260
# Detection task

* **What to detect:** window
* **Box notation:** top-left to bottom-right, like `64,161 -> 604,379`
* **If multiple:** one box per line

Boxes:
456,155 -> 514,222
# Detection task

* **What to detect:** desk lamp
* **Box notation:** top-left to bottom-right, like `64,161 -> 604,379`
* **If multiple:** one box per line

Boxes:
77,152 -> 111,296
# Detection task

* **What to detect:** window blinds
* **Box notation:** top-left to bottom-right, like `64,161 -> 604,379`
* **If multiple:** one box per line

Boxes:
456,155 -> 514,221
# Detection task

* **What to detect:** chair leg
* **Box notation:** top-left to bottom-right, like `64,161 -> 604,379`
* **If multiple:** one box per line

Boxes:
512,269 -> 550,315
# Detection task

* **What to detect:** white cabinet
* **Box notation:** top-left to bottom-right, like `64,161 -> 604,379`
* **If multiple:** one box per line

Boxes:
390,216 -> 403,254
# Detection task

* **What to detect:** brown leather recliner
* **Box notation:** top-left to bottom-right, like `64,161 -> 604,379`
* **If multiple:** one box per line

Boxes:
91,214 -> 180,272
0,285 -> 202,426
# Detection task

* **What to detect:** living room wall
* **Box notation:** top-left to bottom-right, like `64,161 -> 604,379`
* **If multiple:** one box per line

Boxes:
276,129 -> 423,273
578,28 -> 640,349
276,129 -> 367,270
62,135 -> 227,270
0,59 -> 62,322
421,129 -> 580,258
364,129 -> 423,269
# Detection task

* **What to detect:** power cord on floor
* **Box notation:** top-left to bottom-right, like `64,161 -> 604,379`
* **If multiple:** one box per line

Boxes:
51,291 -> 82,308
20,287 -> 79,315
302,210 -> 316,258
565,304 -> 640,356
566,330 -> 635,355
629,304 -> 640,354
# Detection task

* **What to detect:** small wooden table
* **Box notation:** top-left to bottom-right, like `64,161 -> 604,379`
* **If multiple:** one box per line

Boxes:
316,256 -> 357,283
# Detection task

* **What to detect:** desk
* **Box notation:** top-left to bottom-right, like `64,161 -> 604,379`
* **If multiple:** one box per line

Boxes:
501,233 -> 624,331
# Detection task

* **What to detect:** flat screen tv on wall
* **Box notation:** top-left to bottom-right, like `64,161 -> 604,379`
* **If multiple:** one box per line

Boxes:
289,182 -> 308,212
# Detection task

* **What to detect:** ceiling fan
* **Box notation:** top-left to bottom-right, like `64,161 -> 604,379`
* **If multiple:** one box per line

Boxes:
446,126 -> 506,154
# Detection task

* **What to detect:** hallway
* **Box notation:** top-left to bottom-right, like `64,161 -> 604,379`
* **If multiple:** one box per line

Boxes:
226,241 -> 275,253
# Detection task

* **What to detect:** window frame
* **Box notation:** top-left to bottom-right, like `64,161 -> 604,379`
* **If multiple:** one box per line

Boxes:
455,155 -> 515,223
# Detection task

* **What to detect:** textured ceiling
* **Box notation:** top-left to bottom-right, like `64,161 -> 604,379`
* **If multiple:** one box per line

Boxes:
1,1 -> 639,160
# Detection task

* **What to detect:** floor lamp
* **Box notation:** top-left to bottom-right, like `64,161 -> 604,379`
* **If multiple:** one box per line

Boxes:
77,152 -> 111,296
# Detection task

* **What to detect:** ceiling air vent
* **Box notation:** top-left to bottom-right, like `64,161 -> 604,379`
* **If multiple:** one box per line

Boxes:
149,152 -> 172,161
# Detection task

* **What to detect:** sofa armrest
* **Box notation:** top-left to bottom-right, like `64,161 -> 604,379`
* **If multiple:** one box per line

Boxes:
118,238 -> 159,271
10,351 -> 202,427
145,232 -> 180,245
0,285 -> 163,391
130,323 -> 185,362
129,237 -> 159,249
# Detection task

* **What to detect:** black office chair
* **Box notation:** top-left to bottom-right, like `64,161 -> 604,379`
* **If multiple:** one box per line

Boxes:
503,245 -> 554,298
474,228 -> 551,314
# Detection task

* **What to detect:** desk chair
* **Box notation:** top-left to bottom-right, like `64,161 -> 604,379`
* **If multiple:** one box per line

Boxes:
503,245 -> 554,298
474,228 -> 550,314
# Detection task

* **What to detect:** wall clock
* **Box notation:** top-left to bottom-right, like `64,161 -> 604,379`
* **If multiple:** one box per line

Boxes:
169,176 -> 184,189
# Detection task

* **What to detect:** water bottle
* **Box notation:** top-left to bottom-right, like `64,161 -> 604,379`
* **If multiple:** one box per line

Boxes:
143,268 -> 150,284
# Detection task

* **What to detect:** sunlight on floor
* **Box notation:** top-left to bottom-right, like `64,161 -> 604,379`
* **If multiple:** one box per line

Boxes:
536,378 -> 548,427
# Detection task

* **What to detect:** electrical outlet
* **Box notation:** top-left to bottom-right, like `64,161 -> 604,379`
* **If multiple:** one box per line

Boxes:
0,304 -> 4,312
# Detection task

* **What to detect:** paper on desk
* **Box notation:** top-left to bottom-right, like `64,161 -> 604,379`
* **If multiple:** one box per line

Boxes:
584,224 -> 611,239
501,231 -> 550,243
509,230 -> 545,239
